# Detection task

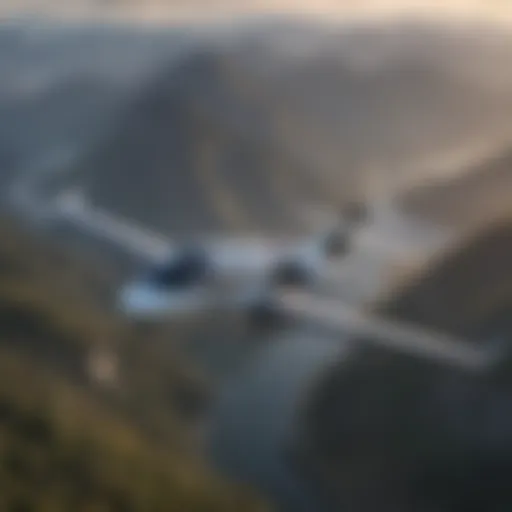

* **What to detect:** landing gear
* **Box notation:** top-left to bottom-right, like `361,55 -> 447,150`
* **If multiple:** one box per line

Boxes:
271,261 -> 312,288
247,298 -> 283,331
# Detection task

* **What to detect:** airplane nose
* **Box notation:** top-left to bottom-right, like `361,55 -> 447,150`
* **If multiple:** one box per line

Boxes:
117,281 -> 194,318
117,279 -> 206,319
118,284 -> 137,313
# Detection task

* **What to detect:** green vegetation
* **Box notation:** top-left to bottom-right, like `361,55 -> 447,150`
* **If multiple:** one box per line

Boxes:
0,349 -> 267,511
0,217 -> 269,511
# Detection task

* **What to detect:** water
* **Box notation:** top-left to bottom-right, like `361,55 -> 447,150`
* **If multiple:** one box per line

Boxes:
207,329 -> 352,511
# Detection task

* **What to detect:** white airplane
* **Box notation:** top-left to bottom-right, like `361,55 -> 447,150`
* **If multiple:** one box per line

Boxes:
53,188 -> 502,372
117,202 -> 368,322
117,221 -> 503,373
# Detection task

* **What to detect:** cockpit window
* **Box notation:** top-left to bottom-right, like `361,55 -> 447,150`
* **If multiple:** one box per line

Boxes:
148,246 -> 209,289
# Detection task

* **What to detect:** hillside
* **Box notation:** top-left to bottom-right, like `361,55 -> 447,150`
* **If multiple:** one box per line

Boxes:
293,218 -> 512,512
0,216 -> 269,511
0,349 -> 270,511
379,217 -> 512,337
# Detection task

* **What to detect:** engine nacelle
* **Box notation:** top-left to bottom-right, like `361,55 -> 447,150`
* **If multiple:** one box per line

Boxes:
145,243 -> 212,289
322,230 -> 349,259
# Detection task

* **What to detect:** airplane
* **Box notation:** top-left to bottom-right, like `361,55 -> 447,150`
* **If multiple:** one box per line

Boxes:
52,187 -> 503,371
116,208 -> 503,373
72,187 -> 499,372
117,201 -> 369,323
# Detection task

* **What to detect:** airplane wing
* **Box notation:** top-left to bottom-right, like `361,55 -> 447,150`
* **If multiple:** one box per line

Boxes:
301,199 -> 453,260
274,290 -> 501,372
53,187 -> 174,262
52,188 -> 326,272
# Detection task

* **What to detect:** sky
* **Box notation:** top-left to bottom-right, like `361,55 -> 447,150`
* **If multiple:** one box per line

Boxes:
0,0 -> 511,24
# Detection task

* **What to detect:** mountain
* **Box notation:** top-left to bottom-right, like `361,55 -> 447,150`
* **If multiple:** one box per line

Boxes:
400,145 -> 512,231
70,19 -> 512,236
